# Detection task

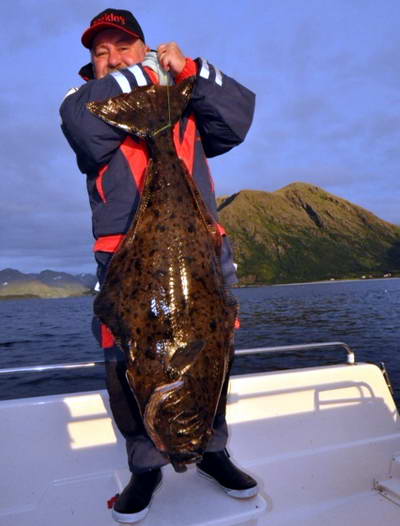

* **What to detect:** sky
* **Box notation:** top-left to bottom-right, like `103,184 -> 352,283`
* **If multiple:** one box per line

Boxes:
1,0 -> 399,274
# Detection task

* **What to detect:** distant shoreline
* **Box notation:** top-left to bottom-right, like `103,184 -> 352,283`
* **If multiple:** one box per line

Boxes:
0,292 -> 94,301
270,276 -> 400,287
1,276 -> 398,300
234,276 -> 400,289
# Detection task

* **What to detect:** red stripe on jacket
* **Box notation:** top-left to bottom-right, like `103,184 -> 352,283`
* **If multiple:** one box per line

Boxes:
96,164 -> 108,203
173,115 -> 196,176
101,324 -> 116,348
120,136 -> 149,193
94,234 -> 125,252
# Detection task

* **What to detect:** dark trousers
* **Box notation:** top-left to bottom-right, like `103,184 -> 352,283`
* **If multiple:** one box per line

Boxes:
94,252 -> 232,473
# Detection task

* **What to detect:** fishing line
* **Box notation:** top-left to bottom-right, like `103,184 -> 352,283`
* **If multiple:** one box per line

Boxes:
152,83 -> 172,137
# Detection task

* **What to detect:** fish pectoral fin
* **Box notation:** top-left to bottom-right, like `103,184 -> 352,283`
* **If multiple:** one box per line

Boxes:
168,340 -> 206,378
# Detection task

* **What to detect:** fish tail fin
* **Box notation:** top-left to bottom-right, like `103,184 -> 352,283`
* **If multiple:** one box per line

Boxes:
86,77 -> 195,136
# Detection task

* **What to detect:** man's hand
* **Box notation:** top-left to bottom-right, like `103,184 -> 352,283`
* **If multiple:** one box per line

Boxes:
157,42 -> 186,77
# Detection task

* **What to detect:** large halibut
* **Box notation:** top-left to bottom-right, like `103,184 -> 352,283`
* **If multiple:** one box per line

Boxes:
87,78 -> 237,472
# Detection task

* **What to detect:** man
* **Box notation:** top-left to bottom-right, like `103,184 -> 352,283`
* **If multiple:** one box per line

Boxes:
60,8 -> 256,524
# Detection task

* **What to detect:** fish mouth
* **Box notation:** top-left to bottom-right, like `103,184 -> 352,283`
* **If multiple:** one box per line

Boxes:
144,378 -> 212,466
170,451 -> 203,473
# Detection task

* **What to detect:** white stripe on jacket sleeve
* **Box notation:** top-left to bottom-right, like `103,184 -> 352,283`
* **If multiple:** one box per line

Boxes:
199,58 -> 210,80
214,66 -> 223,86
111,71 -> 131,93
62,87 -> 79,101
127,65 -> 148,86
199,58 -> 223,86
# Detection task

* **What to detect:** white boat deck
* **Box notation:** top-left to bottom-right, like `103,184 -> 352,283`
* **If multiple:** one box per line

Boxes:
1,362 -> 400,525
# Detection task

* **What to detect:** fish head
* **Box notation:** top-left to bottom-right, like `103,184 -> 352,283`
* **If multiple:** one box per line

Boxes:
86,77 -> 195,138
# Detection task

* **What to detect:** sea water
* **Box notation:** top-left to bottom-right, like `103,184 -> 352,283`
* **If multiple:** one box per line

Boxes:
1,278 -> 399,403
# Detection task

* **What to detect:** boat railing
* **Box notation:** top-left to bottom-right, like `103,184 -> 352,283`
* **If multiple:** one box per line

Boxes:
0,341 -> 355,375
235,341 -> 355,363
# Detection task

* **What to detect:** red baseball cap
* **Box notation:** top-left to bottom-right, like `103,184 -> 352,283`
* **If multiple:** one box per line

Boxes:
81,8 -> 145,49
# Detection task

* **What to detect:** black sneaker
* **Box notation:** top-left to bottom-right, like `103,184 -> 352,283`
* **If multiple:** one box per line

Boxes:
197,450 -> 258,499
112,468 -> 162,524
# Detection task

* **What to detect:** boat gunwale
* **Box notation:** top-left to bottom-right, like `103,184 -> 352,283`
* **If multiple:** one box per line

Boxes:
0,341 -> 355,375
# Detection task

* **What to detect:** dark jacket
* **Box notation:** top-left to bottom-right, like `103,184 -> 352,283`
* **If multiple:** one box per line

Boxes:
60,57 -> 255,286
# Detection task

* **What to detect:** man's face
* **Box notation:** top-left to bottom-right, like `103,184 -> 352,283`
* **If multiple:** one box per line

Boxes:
91,28 -> 148,79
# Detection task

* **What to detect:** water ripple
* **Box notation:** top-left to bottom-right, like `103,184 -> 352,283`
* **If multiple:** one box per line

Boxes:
0,279 -> 399,404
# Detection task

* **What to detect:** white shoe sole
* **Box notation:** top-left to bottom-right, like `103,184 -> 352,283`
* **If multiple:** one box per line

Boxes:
197,468 -> 258,499
112,506 -> 149,524
111,479 -> 162,524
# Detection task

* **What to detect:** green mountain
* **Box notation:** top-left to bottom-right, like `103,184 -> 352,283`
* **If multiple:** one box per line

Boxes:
3,183 -> 399,294
218,182 -> 400,285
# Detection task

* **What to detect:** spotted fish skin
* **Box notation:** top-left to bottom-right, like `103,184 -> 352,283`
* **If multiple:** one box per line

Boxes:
87,79 -> 237,472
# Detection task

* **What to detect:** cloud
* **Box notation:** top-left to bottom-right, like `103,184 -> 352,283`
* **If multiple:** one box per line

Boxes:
0,99 -> 93,274
2,0 -> 400,273
362,40 -> 400,92
1,1 -> 99,50
281,96 -> 337,135
0,201 -> 94,274
365,113 -> 400,147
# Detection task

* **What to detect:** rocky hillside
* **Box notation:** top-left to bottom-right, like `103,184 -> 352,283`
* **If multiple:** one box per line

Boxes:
218,182 -> 400,285
3,183 -> 399,294
0,269 -> 96,299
